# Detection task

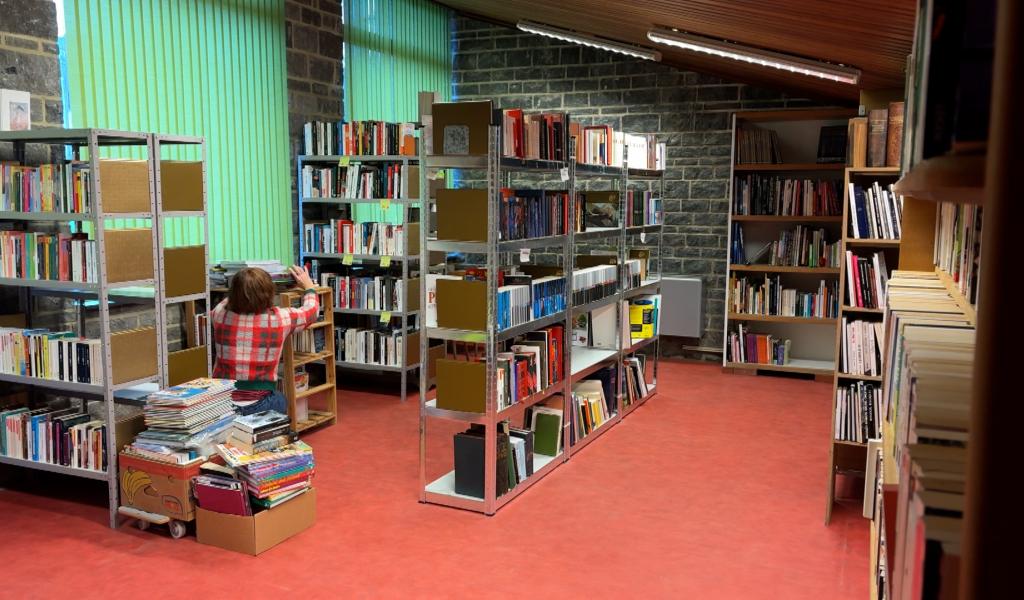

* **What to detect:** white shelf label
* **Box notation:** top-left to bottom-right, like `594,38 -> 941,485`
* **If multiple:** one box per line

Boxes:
560,167 -> 569,182
640,232 -> 647,243
519,248 -> 530,263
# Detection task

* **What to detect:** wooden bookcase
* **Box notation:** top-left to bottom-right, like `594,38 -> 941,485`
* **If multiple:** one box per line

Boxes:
279,287 -> 337,433
723,108 -> 856,378
824,166 -> 901,524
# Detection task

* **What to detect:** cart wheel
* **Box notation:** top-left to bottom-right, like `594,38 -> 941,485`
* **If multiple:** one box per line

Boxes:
168,520 -> 187,539
136,519 -> 150,531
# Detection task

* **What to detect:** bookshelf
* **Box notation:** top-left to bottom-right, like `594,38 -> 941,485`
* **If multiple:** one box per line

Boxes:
416,102 -> 665,515
279,287 -> 337,433
824,166 -> 901,524
297,152 -> 421,396
0,128 -> 186,528
723,108 -> 856,378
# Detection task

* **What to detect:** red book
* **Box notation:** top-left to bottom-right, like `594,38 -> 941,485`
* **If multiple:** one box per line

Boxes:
851,256 -> 863,307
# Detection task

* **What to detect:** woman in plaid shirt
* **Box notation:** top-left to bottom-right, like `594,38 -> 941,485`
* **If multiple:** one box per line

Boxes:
212,266 -> 319,415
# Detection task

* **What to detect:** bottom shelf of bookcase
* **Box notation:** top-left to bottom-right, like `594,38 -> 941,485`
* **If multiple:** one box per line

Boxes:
725,359 -> 835,377
294,410 -> 336,433
623,384 -> 657,416
0,454 -> 109,481
423,452 -> 563,514
569,411 -> 620,456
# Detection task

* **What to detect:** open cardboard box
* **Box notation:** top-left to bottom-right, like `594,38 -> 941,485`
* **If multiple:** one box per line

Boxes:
196,488 -> 317,555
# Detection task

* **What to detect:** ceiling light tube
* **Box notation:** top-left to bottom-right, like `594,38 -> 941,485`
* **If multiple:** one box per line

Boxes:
517,21 -> 662,62
646,28 -> 861,85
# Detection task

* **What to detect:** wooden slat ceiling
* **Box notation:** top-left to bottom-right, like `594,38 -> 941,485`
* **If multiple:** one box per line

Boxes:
441,0 -> 917,101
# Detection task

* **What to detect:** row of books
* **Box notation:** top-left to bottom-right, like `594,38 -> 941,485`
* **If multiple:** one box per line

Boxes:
732,224 -> 841,268
294,327 -> 327,354
498,189 -> 570,241
735,126 -> 782,164
569,378 -> 614,445
570,123 -> 665,170
625,191 -> 662,226
934,202 -> 982,306
732,176 -> 841,216
834,381 -> 881,443
728,274 -> 839,319
335,326 -> 405,367
300,162 -> 415,200
1,401 -> 108,471
0,327 -> 103,384
848,182 -> 903,240
880,271 -> 974,599
847,102 -> 903,168
496,324 -> 564,410
453,416 -> 557,499
839,318 -> 883,376
1,162 -> 91,214
302,220 -> 407,256
319,272 -> 407,312
127,378 -> 236,463
497,275 -> 566,331
623,356 -> 651,407
499,109 -> 567,161
0,231 -> 97,283
571,264 -> 617,306
845,250 -> 889,309
302,120 -> 416,157
726,323 -> 791,366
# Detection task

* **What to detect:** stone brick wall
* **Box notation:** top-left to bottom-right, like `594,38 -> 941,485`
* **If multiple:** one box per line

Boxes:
452,16 -> 825,357
285,0 -> 343,260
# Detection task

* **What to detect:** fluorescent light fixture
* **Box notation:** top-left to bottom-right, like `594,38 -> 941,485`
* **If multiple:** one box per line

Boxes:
517,21 -> 662,62
646,28 -> 861,85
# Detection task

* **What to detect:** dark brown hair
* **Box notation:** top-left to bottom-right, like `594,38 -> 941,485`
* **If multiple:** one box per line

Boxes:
228,268 -> 276,314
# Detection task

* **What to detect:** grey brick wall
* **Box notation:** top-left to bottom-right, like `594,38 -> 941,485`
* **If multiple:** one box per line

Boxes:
452,17 -> 823,357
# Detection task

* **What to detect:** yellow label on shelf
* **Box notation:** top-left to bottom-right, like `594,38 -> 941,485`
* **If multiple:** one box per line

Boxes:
380,198 -> 391,211
338,156 -> 351,167
380,255 -> 392,268
380,311 -> 391,323
342,253 -> 354,265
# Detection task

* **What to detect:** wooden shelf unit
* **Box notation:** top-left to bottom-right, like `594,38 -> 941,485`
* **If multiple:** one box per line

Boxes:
825,167 -> 902,524
279,287 -> 337,434
723,108 -> 855,379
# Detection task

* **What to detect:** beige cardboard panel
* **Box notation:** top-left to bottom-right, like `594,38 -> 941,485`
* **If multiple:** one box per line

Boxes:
436,359 -> 485,413
111,327 -> 158,384
99,160 -> 150,213
436,188 -> 487,242
164,245 -> 206,297
161,160 -> 204,211
436,279 -> 486,330
105,229 -> 154,283
168,346 -> 209,386
431,100 -> 492,156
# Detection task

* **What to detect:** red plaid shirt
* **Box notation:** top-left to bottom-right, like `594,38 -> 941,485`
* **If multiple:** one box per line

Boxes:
211,291 -> 320,382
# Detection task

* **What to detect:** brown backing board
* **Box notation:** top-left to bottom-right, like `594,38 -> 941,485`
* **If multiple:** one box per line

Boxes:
436,188 -> 487,242
104,229 -> 155,283
435,358 -> 485,413
160,161 -> 204,211
435,279 -> 486,330
110,327 -> 158,384
99,160 -> 150,213
431,100 -> 492,156
167,345 -> 209,386
164,245 -> 206,297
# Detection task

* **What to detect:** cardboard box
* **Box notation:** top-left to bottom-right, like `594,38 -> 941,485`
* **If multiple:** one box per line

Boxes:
197,488 -> 317,555
406,222 -> 420,256
164,245 -> 206,297
119,452 -> 202,521
427,343 -> 444,382
405,330 -> 421,365
405,277 -> 421,313
435,279 -> 486,330
111,327 -> 158,384
436,189 -> 487,242
99,160 -> 150,213
167,345 -> 209,386
435,359 -> 485,413
105,229 -> 154,283
431,100 -> 492,156
160,160 -> 204,211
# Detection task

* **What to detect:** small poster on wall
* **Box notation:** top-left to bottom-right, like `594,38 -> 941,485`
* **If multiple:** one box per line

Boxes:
0,89 -> 31,131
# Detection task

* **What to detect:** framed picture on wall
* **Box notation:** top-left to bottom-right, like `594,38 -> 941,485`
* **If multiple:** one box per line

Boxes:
0,89 -> 31,131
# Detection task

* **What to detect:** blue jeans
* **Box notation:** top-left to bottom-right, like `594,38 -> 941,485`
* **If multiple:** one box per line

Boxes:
235,390 -> 288,417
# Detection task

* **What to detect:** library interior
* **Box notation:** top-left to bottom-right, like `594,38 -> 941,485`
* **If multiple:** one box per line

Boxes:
0,0 -> 1017,597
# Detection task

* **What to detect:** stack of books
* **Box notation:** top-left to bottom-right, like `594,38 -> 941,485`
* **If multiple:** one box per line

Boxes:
498,109 -> 567,161
848,181 -> 903,239
729,274 -> 838,318
935,202 -> 982,305
320,271 -> 406,312
336,326 -> 405,366
571,265 -> 617,306
844,251 -> 889,309
623,356 -> 650,406
219,260 -> 293,286
727,323 -> 791,366
625,190 -> 662,226
302,220 -> 406,256
496,323 -> 564,410
736,126 -> 782,163
225,410 -> 292,454
839,318 -> 883,376
569,379 -> 613,444
0,327 -> 103,384
1,162 -> 92,214
125,378 -> 236,464
1,399 -> 108,472
834,381 -> 881,443
217,438 -> 316,509
498,189 -> 570,240
0,231 -> 97,283
733,176 -> 841,216
301,161 -> 414,199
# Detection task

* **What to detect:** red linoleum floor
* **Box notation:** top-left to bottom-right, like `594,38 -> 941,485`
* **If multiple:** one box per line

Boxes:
0,361 -> 868,598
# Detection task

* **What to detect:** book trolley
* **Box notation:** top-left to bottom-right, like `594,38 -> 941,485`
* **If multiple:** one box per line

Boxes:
416,104 -> 664,514
0,128 -> 209,528
297,152 -> 421,396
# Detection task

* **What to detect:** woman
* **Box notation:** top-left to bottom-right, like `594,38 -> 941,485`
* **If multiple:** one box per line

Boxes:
211,265 -> 319,416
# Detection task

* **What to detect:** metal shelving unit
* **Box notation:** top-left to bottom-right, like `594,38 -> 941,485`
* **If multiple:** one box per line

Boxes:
297,151 -> 421,397
0,128 -> 173,529
416,110 -> 666,514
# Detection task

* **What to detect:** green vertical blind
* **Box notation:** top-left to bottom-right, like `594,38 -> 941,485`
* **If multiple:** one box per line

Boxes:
63,0 -> 292,263
344,0 -> 451,222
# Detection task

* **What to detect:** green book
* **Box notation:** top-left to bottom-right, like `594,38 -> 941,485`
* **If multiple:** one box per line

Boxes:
531,408 -> 563,457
